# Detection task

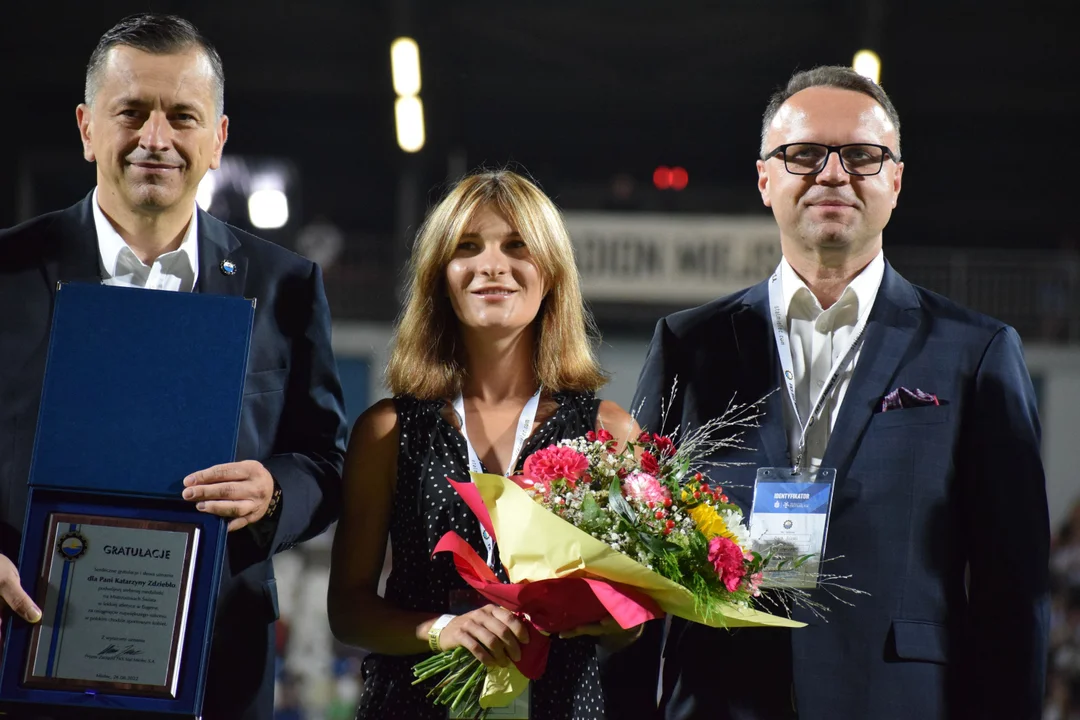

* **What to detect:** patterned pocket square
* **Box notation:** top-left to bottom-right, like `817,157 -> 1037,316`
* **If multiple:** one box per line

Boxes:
881,387 -> 940,412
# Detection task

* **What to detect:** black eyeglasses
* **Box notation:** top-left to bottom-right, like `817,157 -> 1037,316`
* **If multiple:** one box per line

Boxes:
762,143 -> 900,176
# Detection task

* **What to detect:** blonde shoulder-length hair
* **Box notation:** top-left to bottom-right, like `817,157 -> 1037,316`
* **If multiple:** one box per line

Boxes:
386,170 -> 607,400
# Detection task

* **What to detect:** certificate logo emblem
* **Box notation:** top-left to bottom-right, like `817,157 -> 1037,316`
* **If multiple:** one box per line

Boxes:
56,530 -> 88,561
783,519 -> 793,529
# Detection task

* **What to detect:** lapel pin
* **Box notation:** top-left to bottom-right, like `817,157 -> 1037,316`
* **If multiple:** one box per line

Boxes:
220,259 -> 237,276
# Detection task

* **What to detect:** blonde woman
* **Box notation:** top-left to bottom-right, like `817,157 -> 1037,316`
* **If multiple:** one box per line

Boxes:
328,171 -> 640,719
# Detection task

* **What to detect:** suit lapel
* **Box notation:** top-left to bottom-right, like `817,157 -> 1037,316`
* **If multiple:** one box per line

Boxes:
731,280 -> 789,469
43,193 -> 104,292
821,263 -> 922,474
194,209 -> 247,297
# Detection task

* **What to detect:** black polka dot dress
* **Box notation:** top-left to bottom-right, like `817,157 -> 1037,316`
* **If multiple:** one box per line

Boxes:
356,391 -> 607,720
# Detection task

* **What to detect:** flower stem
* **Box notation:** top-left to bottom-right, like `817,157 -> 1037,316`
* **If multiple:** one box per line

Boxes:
449,661 -> 487,714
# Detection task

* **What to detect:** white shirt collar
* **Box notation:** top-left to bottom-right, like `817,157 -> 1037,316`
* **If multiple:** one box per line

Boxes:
779,250 -> 885,326
92,187 -> 200,286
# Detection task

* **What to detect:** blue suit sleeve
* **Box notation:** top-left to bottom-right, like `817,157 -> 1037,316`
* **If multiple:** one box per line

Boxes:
961,325 -> 1050,719
598,318 -> 674,720
633,318 -> 682,434
241,262 -> 348,565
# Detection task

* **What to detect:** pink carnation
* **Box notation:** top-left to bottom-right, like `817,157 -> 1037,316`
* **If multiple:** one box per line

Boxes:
708,536 -> 747,593
622,471 -> 669,505
523,445 -> 589,489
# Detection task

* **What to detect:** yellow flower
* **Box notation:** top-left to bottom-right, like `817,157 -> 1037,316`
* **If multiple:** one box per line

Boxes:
689,503 -> 736,540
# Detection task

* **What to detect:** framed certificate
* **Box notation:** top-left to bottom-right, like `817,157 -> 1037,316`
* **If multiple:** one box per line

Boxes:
0,492 -> 227,719
24,514 -> 200,698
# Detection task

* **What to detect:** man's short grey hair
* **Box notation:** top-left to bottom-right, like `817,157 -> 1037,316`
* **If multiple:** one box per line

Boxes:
85,13 -> 225,117
759,65 -> 901,160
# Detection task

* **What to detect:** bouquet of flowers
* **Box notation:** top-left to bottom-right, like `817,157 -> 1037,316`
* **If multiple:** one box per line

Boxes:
518,428 -> 769,607
413,399 -> 807,718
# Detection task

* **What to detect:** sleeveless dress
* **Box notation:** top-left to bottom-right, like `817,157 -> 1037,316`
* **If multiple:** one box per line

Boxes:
356,391 -> 607,720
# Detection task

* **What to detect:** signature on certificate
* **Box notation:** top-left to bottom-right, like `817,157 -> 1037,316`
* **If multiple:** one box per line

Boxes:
93,643 -> 144,657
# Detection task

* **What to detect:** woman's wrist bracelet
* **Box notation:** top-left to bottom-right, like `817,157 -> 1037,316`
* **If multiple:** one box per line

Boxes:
427,614 -> 456,652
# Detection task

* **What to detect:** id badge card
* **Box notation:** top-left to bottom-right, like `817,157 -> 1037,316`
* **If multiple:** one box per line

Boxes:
748,467 -> 836,589
447,590 -> 531,720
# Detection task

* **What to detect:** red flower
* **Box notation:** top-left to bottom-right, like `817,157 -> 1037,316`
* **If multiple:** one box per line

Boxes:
637,431 -> 652,444
652,434 -> 676,458
708,536 -> 747,593
523,445 -> 589,489
640,451 -> 660,476
588,429 -> 614,445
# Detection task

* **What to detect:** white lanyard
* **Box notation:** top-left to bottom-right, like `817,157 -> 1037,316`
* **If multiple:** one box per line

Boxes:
768,271 -> 870,473
451,389 -> 541,567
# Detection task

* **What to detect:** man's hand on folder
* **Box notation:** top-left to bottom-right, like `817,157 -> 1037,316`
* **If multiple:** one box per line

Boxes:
0,554 -> 42,634
182,460 -> 276,532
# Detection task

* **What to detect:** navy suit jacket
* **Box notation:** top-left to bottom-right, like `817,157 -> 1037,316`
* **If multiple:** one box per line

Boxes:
0,194 -> 348,719
614,263 -> 1050,720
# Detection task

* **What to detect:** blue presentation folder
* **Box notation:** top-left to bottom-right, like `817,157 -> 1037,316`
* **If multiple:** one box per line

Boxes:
0,283 -> 255,719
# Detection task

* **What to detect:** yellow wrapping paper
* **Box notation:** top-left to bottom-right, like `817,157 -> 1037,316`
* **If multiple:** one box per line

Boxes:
472,472 -> 805,630
478,664 -> 530,709
459,471 -> 806,713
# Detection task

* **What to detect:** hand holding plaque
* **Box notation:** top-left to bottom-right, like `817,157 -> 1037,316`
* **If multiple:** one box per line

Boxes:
0,555 -> 42,626
182,460 -> 276,532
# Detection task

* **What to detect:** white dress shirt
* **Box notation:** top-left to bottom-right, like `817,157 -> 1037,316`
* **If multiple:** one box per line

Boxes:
778,251 -> 885,470
92,188 -> 200,292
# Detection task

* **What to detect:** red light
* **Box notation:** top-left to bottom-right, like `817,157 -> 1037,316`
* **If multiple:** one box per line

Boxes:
653,166 -> 671,190
653,166 -> 688,190
670,167 -> 688,190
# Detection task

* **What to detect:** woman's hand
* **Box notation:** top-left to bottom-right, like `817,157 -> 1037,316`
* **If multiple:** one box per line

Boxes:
436,604 -> 531,667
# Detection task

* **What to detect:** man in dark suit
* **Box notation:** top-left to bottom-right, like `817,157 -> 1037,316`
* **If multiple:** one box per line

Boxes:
0,14 -> 347,719
624,66 -> 1050,719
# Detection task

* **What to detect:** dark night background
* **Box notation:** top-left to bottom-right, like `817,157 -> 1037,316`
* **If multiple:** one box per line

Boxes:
1,1 -> 1075,261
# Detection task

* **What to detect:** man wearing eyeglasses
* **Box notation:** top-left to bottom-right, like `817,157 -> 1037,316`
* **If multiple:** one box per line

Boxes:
621,66 -> 1050,719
